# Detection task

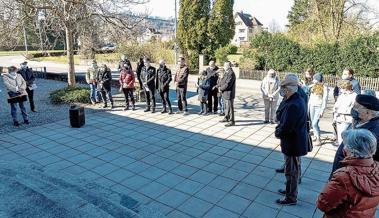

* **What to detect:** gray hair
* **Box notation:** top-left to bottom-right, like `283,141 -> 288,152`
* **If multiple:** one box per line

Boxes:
286,85 -> 298,93
342,129 -> 377,158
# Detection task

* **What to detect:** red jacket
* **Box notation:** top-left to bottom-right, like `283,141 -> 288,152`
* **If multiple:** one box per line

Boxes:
119,69 -> 135,89
317,158 -> 379,218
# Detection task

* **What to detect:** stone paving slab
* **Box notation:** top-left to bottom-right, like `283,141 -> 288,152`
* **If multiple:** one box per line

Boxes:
1,92 -> 378,218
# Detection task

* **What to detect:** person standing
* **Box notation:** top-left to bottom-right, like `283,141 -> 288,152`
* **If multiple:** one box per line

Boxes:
219,61 -> 236,127
274,73 -> 308,205
299,68 -> 315,97
260,69 -> 280,124
174,57 -> 189,114
141,58 -> 157,113
216,69 -> 225,116
333,80 -> 356,145
157,60 -> 173,114
308,73 -> 328,146
17,61 -> 36,112
318,129 -> 379,218
86,60 -> 100,105
206,61 -> 219,114
196,70 -> 210,115
136,57 -> 144,89
2,66 -> 29,126
119,64 -> 135,111
334,68 -> 361,99
118,54 -> 132,72
330,94 -> 379,176
97,64 -> 114,109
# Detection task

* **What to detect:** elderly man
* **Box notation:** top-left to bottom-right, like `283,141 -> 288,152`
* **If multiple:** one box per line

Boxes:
219,61 -> 236,127
206,61 -> 219,114
17,61 -> 36,112
275,73 -> 309,205
330,94 -> 379,177
174,57 -> 189,114
141,58 -> 157,113
86,60 -> 100,105
96,64 -> 114,109
157,59 -> 173,114
318,129 -> 379,218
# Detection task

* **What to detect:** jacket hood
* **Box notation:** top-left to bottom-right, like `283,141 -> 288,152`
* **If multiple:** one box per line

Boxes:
341,158 -> 379,196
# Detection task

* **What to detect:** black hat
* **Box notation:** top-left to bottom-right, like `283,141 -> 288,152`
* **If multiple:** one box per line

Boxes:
356,94 -> 379,111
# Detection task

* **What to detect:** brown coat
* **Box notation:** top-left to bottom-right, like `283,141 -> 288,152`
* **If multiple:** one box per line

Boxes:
317,158 -> 379,218
174,65 -> 189,88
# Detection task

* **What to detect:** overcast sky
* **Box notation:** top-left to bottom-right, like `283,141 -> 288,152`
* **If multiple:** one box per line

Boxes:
130,0 -> 379,30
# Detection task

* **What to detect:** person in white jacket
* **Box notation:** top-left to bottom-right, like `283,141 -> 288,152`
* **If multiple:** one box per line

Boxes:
333,80 -> 357,145
308,73 -> 328,146
260,69 -> 280,124
2,66 -> 29,126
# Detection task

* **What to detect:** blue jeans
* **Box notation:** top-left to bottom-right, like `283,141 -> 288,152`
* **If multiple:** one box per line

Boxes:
89,83 -> 99,103
309,106 -> 321,139
218,96 -> 224,113
11,102 -> 28,122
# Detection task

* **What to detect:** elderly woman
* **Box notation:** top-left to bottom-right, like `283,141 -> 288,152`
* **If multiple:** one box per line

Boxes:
2,66 -> 30,126
333,80 -> 357,145
308,73 -> 328,146
260,69 -> 280,124
317,129 -> 379,218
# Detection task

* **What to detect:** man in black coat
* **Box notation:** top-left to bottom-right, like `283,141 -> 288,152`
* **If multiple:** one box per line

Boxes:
330,94 -> 379,179
141,58 -> 157,113
136,57 -> 144,89
275,73 -> 309,205
206,61 -> 219,114
96,64 -> 114,109
219,61 -> 236,127
17,61 -> 36,112
157,59 -> 173,114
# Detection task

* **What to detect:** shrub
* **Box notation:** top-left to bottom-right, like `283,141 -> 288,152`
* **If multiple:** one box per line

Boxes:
50,87 -> 91,104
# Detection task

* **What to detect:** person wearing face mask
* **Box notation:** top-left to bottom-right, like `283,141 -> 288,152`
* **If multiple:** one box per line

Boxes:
206,60 -> 219,114
218,61 -> 236,127
260,69 -> 280,124
274,73 -> 309,205
318,129 -> 379,218
333,80 -> 357,146
308,73 -> 328,146
136,57 -> 144,89
119,64 -> 135,111
118,54 -> 132,72
141,58 -> 157,113
156,59 -> 172,114
330,94 -> 379,177
2,66 -> 29,126
86,60 -> 100,105
174,57 -> 189,114
17,61 -> 36,112
96,64 -> 114,109
216,69 -> 225,116
299,68 -> 315,97
334,68 -> 361,101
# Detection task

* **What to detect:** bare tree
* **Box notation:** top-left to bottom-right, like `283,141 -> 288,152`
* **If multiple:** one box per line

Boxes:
0,0 -> 148,86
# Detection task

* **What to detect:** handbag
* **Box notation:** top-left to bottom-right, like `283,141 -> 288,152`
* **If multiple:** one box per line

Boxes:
8,91 -> 22,98
122,83 -> 129,89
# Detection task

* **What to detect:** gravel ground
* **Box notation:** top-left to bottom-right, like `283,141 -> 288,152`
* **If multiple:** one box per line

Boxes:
0,78 -> 104,134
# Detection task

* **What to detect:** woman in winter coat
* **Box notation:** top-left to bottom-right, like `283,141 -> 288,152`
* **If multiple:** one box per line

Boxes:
119,65 -> 135,111
333,80 -> 356,145
317,129 -> 379,218
196,70 -> 210,115
2,66 -> 29,126
260,69 -> 280,124
308,73 -> 328,146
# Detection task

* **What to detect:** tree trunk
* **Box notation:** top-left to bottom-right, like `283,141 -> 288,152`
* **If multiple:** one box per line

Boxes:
65,25 -> 76,87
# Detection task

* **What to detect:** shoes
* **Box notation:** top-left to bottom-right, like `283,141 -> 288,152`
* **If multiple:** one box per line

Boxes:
132,105 -> 136,111
276,168 -> 285,173
24,120 -> 30,125
199,111 -> 204,115
102,105 -> 108,108
263,120 -> 269,124
13,121 -> 20,127
220,118 -> 229,123
225,122 -> 235,127
219,113 -> 225,116
31,109 -> 37,112
168,110 -> 173,115
144,108 -> 151,112
161,109 -> 167,114
278,189 -> 286,195
110,104 -> 114,109
275,198 -> 297,206
152,108 -> 156,113
176,110 -> 183,114
213,111 -> 218,114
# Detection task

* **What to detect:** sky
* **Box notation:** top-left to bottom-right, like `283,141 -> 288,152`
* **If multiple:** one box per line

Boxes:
131,0 -> 379,30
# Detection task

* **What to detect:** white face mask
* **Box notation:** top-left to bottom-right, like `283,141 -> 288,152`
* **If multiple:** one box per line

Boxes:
342,75 -> 349,80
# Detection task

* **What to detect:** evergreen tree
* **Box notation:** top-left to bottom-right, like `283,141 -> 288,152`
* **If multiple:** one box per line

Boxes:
287,0 -> 310,27
207,0 -> 235,58
177,0 -> 210,67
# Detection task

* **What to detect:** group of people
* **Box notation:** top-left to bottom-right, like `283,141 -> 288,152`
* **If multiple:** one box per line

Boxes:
86,55 -> 237,127
2,62 -> 36,126
270,70 -> 379,218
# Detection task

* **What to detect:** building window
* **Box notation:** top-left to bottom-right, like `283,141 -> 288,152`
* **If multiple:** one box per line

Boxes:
239,29 -> 245,33
239,37 -> 245,41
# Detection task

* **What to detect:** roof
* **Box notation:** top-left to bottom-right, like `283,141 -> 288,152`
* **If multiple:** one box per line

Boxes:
236,12 -> 263,27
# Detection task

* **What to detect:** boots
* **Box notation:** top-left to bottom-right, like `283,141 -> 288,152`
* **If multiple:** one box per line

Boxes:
168,108 -> 173,115
132,104 -> 136,111
152,108 -> 156,113
161,106 -> 167,114
144,107 -> 151,112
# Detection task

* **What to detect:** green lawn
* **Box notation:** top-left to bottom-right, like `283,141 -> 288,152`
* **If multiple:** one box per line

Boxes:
31,53 -> 120,64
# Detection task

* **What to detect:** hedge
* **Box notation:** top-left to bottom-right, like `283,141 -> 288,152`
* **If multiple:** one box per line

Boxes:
50,87 -> 91,104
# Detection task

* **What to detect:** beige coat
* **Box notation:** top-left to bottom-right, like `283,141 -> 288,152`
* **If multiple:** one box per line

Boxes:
2,73 -> 27,99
